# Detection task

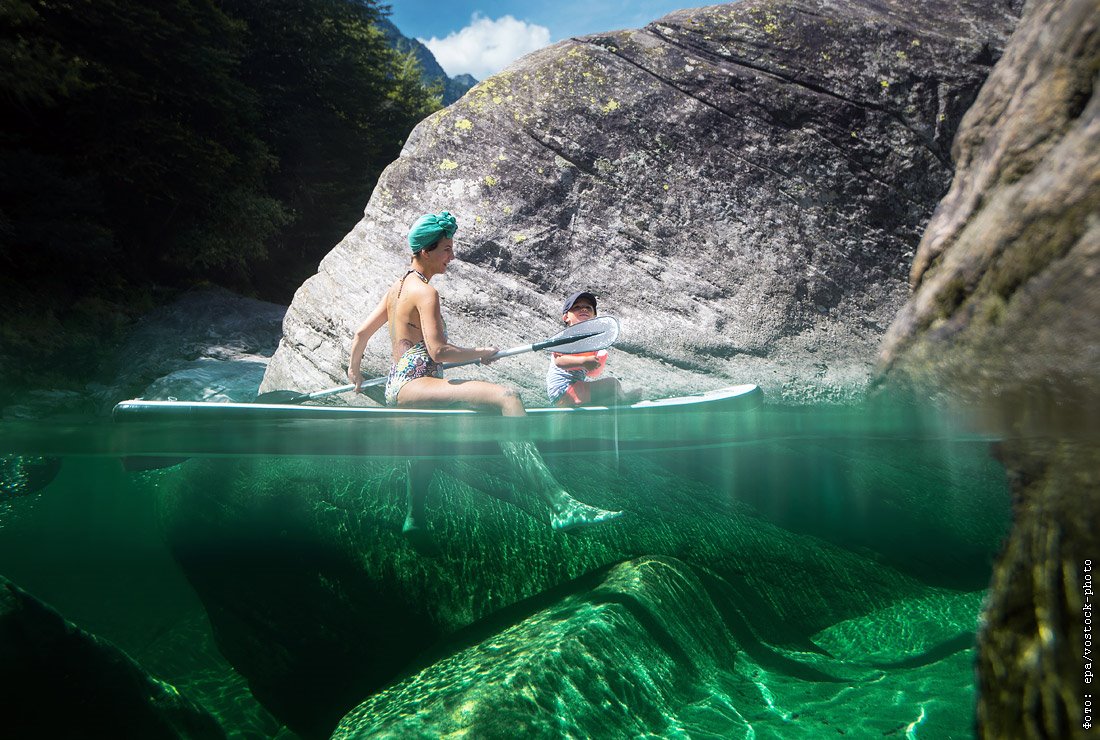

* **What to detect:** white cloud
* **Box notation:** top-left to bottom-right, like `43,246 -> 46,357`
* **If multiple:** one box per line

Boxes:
421,14 -> 552,80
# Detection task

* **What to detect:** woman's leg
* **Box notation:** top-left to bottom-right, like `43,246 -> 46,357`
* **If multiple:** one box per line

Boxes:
403,458 -> 435,534
400,377 -> 622,530
498,440 -> 622,530
397,377 -> 525,416
401,458 -> 440,553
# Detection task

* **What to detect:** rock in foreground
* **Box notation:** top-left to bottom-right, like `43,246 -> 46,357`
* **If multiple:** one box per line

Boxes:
875,0 -> 1100,735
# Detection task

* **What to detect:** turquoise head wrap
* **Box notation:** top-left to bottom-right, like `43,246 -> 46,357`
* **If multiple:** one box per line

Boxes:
407,211 -> 458,253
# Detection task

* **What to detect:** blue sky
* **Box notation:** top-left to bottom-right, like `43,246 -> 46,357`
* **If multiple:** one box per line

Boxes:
386,1 -> 707,79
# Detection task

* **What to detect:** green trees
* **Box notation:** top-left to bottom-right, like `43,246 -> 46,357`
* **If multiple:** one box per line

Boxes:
0,0 -> 439,390
221,0 -> 439,296
2,0 -> 280,278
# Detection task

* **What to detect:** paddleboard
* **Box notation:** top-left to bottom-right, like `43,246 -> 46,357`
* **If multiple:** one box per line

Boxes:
112,384 -> 761,422
90,384 -> 762,462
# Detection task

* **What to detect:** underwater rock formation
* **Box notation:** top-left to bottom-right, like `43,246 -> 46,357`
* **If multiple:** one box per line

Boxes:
155,450 -> 1003,737
261,0 -> 1022,406
875,0 -> 1100,736
0,575 -> 225,739
0,455 -> 61,498
332,555 -> 985,738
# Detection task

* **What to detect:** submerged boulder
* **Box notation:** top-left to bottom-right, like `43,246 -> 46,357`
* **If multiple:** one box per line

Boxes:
333,556 -> 985,738
261,0 -> 1022,406
0,575 -> 225,739
0,455 -> 61,498
874,0 -> 1100,736
154,445 -> 1005,737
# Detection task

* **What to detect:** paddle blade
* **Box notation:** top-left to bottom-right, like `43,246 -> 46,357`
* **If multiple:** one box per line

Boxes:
538,316 -> 620,354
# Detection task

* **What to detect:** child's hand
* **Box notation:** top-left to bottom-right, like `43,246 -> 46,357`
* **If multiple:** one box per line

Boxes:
586,350 -> 608,377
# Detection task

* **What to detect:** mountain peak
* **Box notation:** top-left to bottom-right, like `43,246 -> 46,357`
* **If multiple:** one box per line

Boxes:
376,16 -> 477,105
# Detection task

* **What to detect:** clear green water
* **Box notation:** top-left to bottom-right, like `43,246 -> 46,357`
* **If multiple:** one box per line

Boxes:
0,402 -> 1011,739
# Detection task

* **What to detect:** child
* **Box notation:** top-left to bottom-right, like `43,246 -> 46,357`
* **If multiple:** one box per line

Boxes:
546,291 -> 628,406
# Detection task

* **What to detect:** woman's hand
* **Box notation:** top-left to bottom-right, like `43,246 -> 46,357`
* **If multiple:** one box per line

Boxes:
347,366 -> 363,391
477,347 -> 500,365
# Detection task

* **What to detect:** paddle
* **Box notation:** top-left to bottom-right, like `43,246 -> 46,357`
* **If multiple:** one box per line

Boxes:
255,316 -> 621,405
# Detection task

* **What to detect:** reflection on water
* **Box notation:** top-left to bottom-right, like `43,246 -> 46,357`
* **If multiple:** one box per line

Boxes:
0,402 -> 1013,738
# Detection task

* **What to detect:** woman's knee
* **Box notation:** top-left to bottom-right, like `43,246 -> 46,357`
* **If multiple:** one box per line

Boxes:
456,381 -> 520,409
495,386 -> 525,414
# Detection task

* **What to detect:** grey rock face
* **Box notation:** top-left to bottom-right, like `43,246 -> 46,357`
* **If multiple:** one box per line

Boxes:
874,0 -> 1100,736
261,0 -> 1023,406
95,287 -> 286,411
877,0 -> 1100,408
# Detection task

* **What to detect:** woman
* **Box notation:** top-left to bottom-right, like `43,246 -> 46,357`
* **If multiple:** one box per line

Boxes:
347,211 -> 622,532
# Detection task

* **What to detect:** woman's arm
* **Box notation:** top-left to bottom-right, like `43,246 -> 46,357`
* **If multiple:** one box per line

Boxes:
418,288 -> 497,364
347,295 -> 388,389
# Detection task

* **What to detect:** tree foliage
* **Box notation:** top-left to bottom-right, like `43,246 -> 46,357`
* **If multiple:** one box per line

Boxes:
220,0 -> 440,295
0,0 -> 440,389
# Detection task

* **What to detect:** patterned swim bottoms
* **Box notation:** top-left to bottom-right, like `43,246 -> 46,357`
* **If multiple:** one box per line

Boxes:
385,341 -> 443,406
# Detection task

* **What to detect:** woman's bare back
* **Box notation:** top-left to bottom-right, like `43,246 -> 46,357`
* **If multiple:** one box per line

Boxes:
387,272 -> 432,361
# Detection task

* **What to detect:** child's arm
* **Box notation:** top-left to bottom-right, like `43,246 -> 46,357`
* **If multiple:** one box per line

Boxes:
553,352 -> 604,371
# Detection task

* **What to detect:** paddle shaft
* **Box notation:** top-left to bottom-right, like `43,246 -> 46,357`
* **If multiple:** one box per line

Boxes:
297,327 -> 606,402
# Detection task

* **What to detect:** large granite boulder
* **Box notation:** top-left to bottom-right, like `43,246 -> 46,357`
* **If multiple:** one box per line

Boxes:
0,575 -> 225,739
877,0 -> 1099,408
260,0 -> 1023,406
874,0 -> 1100,736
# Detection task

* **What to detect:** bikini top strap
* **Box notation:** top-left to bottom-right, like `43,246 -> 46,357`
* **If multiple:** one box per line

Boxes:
390,269 -> 429,342
395,269 -> 428,302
